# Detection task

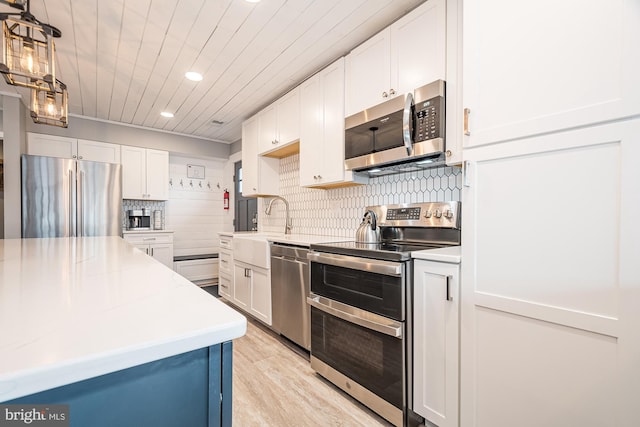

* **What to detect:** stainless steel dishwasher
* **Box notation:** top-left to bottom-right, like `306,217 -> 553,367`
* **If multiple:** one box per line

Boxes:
270,243 -> 310,350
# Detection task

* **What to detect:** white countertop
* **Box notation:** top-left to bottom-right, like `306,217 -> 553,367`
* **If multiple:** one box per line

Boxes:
0,236 -> 246,402
412,246 -> 461,263
218,231 -> 350,247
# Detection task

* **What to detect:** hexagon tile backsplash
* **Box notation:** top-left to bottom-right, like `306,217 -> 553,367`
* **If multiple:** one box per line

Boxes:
259,154 -> 462,238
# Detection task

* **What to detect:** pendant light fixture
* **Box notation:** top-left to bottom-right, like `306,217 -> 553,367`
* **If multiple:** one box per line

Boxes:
0,0 -> 69,127
0,0 -> 60,90
30,77 -> 67,127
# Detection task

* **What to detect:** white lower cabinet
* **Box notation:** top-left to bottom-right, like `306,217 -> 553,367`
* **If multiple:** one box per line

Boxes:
233,261 -> 272,326
413,258 -> 459,427
123,232 -> 174,269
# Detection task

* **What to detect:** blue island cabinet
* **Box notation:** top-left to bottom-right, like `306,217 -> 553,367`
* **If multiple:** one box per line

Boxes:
7,342 -> 233,427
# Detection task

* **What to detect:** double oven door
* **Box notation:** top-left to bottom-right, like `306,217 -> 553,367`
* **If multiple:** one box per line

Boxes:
307,251 -> 407,427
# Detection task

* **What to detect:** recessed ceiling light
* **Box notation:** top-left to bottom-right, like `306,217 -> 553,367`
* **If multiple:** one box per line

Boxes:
245,0 -> 260,3
160,111 -> 174,118
185,71 -> 203,81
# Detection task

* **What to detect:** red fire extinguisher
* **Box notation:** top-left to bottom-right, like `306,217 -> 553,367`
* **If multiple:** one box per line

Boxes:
223,189 -> 230,210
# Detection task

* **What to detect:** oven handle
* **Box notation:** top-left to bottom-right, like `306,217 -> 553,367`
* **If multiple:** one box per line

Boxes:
307,294 -> 403,339
307,252 -> 402,277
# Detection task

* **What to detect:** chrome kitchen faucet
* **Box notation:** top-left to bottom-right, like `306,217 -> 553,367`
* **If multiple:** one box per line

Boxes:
265,196 -> 292,234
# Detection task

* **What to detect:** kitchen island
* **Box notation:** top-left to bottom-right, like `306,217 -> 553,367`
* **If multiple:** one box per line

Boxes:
0,236 -> 246,427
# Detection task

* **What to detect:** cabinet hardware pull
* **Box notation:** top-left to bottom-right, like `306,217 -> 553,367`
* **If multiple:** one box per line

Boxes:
463,161 -> 473,187
464,108 -> 471,136
446,275 -> 453,301
143,237 -> 156,241
151,248 -> 154,256
389,88 -> 396,95
382,91 -> 388,98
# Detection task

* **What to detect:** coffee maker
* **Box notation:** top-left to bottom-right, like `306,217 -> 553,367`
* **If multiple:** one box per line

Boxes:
127,209 -> 151,230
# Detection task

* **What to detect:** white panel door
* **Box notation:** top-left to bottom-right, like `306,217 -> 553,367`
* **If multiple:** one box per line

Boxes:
461,120 -> 640,427
233,264 -> 250,311
257,105 -> 278,154
299,74 -> 323,187
345,29 -> 391,116
26,133 -> 77,159
242,117 -> 260,196
77,139 -> 121,163
276,87 -> 300,146
463,0 -> 640,148
145,149 -> 169,200
249,267 -> 271,326
319,57 -> 348,185
121,145 -> 146,199
391,0 -> 446,96
413,259 -> 459,427
150,243 -> 173,269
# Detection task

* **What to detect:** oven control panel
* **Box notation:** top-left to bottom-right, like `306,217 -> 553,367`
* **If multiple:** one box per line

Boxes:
367,202 -> 461,229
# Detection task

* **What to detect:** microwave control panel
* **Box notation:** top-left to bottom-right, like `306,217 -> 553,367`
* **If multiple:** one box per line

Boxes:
414,96 -> 444,143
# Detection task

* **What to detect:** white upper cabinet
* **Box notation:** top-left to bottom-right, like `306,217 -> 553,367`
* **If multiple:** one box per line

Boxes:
345,30 -> 391,117
345,0 -> 446,116
241,117 -> 279,197
462,0 -> 640,148
300,58 -> 368,188
258,87 -> 300,155
26,133 -> 120,164
121,146 -> 169,200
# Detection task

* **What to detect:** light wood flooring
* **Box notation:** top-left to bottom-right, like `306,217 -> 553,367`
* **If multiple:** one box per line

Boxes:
232,318 -> 394,427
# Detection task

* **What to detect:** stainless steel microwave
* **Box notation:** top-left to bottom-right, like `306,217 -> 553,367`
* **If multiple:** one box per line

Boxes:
344,80 -> 445,175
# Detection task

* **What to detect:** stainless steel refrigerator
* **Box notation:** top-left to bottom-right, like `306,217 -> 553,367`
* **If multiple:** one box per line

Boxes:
21,154 -> 122,238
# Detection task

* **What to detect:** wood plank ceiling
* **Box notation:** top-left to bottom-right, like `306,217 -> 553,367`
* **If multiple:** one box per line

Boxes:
0,0 -> 426,143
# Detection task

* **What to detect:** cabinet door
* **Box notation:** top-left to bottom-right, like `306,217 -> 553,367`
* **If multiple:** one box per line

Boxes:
249,267 -> 271,326
461,120 -> 640,427
242,118 -> 260,196
242,116 -> 279,197
345,29 -> 391,116
233,264 -> 250,311
257,105 -> 278,154
26,133 -> 77,159
121,145 -> 146,199
150,243 -> 173,268
299,74 -> 323,187
319,58 -> 348,184
145,149 -> 169,200
463,0 -> 640,148
276,87 -> 300,146
390,0 -> 446,96
413,259 -> 459,427
77,139 -> 121,163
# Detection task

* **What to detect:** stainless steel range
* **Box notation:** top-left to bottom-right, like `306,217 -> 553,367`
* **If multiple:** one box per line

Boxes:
307,201 -> 461,427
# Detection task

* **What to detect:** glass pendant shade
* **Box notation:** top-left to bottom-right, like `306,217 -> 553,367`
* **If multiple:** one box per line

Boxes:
30,78 -> 67,127
0,17 -> 55,90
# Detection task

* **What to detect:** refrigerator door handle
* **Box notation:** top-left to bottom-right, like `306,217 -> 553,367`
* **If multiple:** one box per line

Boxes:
69,168 -> 77,237
77,170 -> 84,237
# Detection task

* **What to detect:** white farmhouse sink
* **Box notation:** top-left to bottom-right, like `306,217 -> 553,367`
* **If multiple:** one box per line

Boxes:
232,235 -> 270,269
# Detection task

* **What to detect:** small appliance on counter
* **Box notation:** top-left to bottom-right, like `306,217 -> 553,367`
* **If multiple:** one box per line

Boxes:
127,209 -> 151,230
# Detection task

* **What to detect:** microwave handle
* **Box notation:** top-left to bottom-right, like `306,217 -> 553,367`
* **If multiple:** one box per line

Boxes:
402,92 -> 414,156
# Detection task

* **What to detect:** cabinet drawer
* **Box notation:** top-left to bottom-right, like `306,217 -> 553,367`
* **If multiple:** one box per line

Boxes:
123,233 -> 173,245
219,251 -> 233,274
219,236 -> 233,250
219,273 -> 232,297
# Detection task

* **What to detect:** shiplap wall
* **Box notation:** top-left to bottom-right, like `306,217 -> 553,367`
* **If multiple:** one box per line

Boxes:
165,154 -> 227,257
